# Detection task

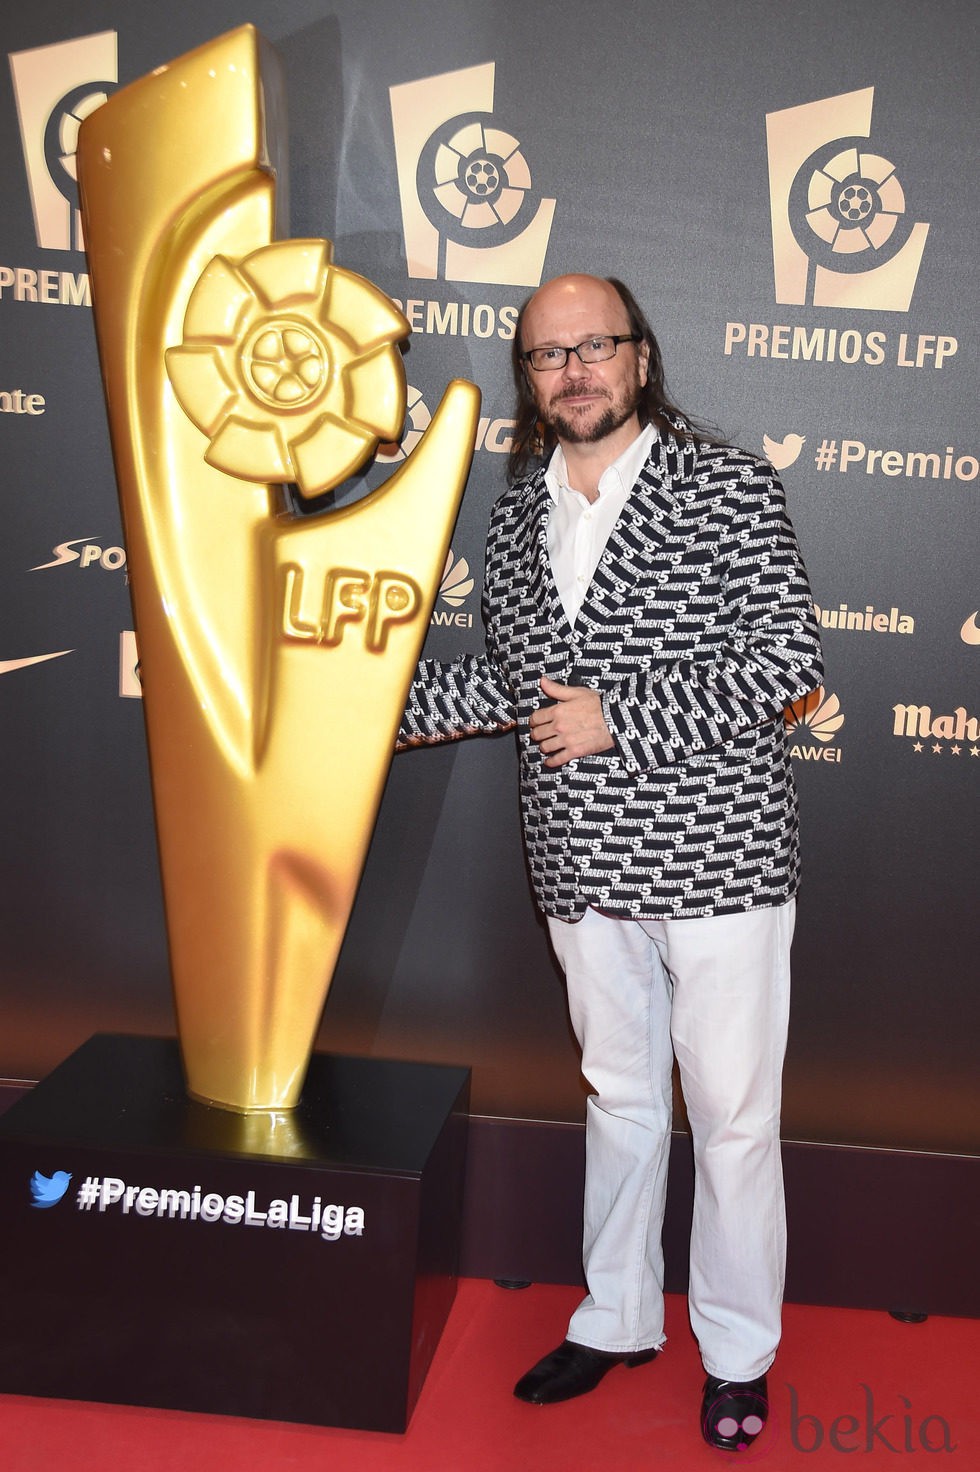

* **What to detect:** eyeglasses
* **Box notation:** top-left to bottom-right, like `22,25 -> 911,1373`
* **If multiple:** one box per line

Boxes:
520,334 -> 640,372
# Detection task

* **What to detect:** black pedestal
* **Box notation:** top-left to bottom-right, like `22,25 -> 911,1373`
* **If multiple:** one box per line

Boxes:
0,1034 -> 469,1432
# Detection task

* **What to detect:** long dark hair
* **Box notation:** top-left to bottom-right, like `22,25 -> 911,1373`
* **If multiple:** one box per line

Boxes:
506,277 -> 708,483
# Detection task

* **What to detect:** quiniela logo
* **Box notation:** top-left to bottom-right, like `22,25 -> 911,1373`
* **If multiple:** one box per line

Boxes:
9,32 -> 117,252
785,687 -> 845,763
389,62 -> 555,289
814,600 -> 914,636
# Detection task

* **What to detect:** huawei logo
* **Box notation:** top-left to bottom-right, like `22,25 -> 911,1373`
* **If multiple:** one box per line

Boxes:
438,549 -> 474,607
430,549 -> 476,629
960,611 -> 980,646
785,687 -> 845,743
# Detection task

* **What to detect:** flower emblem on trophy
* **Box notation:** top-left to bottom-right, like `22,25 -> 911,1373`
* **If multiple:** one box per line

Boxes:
166,242 -> 409,495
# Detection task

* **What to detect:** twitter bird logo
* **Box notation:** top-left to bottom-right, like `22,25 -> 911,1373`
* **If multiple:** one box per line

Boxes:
762,432 -> 805,471
30,1169 -> 72,1208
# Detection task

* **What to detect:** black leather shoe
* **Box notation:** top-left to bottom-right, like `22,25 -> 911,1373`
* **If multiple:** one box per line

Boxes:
514,1339 -> 659,1404
701,1373 -> 769,1451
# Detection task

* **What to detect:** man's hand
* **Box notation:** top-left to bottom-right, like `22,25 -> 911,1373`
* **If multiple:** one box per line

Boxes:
528,676 -> 615,767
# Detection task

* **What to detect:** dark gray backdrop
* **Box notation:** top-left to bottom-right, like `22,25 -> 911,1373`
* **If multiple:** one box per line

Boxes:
1,0 -> 977,1154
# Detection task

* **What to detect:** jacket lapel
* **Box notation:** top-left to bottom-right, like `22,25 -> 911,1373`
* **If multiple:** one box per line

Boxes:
574,427 -> 700,641
518,471 -> 576,646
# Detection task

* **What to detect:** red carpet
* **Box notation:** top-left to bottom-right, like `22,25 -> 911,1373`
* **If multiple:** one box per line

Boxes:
2,1280 -> 977,1469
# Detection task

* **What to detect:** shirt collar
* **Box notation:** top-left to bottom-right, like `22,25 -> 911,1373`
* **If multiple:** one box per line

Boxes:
544,422 -> 657,503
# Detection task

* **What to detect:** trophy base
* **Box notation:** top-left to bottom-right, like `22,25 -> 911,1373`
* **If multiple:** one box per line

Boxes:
0,1033 -> 469,1432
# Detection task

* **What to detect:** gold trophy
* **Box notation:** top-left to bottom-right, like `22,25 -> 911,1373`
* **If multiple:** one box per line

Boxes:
77,26 -> 480,1112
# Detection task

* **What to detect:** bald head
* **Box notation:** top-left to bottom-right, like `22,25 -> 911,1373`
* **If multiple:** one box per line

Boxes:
520,275 -> 634,356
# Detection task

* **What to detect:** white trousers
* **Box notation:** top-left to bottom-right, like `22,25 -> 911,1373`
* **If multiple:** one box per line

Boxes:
546,900 -> 794,1382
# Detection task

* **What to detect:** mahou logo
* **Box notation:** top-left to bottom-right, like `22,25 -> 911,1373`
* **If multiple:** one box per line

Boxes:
9,32 -> 117,251
766,88 -> 928,311
893,700 -> 979,757
785,687 -> 845,763
389,62 -> 555,287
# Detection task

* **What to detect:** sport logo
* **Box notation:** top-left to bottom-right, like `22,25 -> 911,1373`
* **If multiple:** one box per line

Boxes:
9,31 -> 117,251
32,537 -> 127,573
389,62 -> 555,287
766,88 -> 928,311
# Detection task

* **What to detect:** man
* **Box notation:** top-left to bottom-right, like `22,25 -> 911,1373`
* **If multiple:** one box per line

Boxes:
398,274 -> 822,1451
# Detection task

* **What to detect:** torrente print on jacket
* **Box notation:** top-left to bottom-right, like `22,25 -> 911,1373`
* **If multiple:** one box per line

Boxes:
399,423 -> 824,920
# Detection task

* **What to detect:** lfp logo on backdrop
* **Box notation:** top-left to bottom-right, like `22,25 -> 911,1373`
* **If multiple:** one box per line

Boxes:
377,384 -> 516,459
766,87 -> 928,312
725,87 -> 949,372
389,62 -> 555,288
8,32 -> 117,253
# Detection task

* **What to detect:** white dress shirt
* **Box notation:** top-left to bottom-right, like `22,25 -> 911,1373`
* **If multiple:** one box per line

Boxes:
545,423 -> 657,626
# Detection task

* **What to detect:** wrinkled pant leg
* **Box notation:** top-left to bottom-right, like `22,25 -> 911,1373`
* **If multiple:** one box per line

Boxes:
648,901 -> 794,1381
547,908 -> 673,1354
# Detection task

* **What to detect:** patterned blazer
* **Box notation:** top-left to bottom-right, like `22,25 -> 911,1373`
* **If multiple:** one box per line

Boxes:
399,426 -> 823,920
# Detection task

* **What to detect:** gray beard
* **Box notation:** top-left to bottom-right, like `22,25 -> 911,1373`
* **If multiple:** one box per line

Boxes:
543,382 -> 642,446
